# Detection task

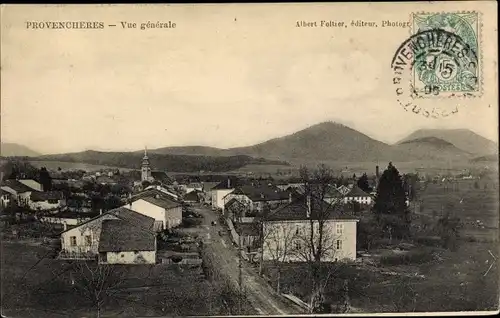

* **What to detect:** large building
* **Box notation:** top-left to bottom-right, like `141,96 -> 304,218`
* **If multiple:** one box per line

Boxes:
262,195 -> 359,263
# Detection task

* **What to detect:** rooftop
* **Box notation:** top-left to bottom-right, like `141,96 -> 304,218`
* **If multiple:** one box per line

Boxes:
265,195 -> 357,222
30,191 -> 64,202
140,195 -> 181,210
229,185 -> 290,202
1,179 -> 36,193
98,219 -> 156,252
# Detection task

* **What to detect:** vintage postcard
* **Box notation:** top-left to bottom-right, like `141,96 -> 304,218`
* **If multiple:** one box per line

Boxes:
1,2 -> 498,317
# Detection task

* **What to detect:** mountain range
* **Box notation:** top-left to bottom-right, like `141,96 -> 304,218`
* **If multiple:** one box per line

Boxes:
2,122 -> 497,171
145,122 -> 497,162
1,143 -> 41,157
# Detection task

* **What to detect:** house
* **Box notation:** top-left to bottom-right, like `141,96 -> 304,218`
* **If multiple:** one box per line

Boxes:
98,219 -> 156,264
262,196 -> 359,263
96,175 -> 117,185
183,189 -> 203,203
0,189 -> 12,208
223,184 -> 291,217
143,185 -> 179,201
125,190 -> 182,231
201,181 -> 220,204
1,179 -> 35,207
211,179 -> 237,211
343,185 -> 373,205
181,182 -> 203,194
59,207 -> 155,260
151,171 -> 174,185
29,191 -> 66,211
289,184 -> 344,205
336,185 -> 351,195
38,210 -> 98,228
235,222 -> 261,250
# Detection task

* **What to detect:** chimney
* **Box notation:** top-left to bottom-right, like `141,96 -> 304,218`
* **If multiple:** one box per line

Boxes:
155,194 -> 160,199
227,178 -> 231,188
288,192 -> 292,203
376,165 -> 380,179
100,208 -> 103,215
306,195 -> 311,218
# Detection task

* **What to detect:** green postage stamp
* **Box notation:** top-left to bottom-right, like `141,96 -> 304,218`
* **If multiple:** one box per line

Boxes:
410,12 -> 481,98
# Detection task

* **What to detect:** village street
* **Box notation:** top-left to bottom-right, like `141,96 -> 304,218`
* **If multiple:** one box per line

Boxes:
191,204 -> 302,315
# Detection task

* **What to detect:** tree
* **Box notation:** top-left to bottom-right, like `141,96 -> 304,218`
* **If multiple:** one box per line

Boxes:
435,206 -> 462,251
297,164 -> 347,313
372,162 -> 411,241
262,223 -> 296,294
39,167 -> 52,191
72,262 -> 124,318
356,173 -> 371,192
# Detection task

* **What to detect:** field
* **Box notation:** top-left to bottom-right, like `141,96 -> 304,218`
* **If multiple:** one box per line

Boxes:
0,241 -> 228,317
415,178 -> 499,241
29,160 -> 134,172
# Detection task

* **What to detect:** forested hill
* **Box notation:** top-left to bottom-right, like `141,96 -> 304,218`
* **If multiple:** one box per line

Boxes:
18,151 -> 289,172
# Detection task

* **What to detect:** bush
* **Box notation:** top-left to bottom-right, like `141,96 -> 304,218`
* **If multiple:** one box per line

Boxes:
380,249 -> 435,266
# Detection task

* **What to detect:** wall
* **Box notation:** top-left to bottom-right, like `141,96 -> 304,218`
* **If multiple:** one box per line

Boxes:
165,206 -> 182,228
101,250 -> 156,264
60,214 -> 118,256
128,199 -> 165,229
213,189 -> 234,210
262,219 -> 358,262
40,216 -> 91,226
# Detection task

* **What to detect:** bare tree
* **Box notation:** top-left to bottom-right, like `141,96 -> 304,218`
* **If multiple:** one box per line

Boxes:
71,262 -> 125,318
262,222 -> 297,293
297,164 -> 347,313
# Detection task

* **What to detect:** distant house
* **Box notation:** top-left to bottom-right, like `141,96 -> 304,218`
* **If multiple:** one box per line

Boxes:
98,219 -> 156,264
342,185 -> 373,205
125,190 -> 182,231
289,184 -> 343,205
59,207 -> 155,260
39,210 -> 99,229
143,185 -> 179,201
1,180 -> 36,207
29,191 -> 66,211
235,222 -> 261,250
181,182 -> 203,194
96,175 -> 117,185
151,171 -> 174,185
183,189 -> 203,203
262,196 -> 359,262
223,184 -> 291,216
211,179 -> 237,211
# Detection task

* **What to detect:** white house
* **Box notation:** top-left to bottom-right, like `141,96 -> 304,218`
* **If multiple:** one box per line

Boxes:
1,180 -> 35,207
262,196 -> 359,263
29,191 -> 66,211
144,185 -> 179,200
181,182 -> 203,194
98,219 -> 156,265
59,207 -> 155,261
125,190 -> 182,231
343,185 -> 373,205
211,179 -> 236,210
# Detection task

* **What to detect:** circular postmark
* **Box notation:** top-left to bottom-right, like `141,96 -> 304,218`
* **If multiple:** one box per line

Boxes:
391,28 -> 479,118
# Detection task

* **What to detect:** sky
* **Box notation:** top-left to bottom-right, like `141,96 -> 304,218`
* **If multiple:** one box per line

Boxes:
1,3 -> 498,154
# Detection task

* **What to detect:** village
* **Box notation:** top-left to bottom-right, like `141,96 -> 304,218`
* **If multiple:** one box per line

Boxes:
1,148 -> 498,317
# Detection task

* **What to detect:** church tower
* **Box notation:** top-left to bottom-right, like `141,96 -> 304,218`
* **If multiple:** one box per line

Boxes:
141,147 -> 152,182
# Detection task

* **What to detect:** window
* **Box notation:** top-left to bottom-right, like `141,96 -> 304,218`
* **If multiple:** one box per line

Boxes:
294,241 -> 301,250
336,223 -> 344,235
48,199 -> 59,204
336,239 -> 343,250
295,226 -> 302,236
70,236 -> 77,246
85,235 -> 91,246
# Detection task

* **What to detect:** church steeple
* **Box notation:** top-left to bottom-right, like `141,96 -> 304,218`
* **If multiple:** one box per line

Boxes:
141,146 -> 152,182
